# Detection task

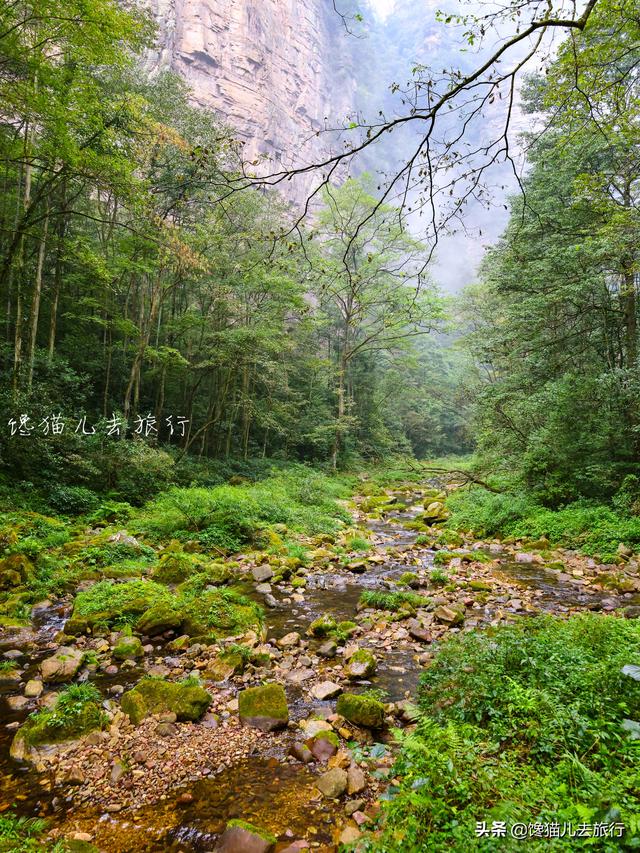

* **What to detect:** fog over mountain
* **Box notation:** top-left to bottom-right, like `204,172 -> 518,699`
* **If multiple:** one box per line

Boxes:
147,0 -> 530,292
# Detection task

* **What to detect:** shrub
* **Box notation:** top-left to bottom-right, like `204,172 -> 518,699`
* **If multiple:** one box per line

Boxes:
46,485 -> 100,515
368,614 -> 640,851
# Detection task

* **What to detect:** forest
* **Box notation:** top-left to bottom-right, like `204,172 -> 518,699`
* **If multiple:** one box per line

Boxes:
0,0 -> 639,851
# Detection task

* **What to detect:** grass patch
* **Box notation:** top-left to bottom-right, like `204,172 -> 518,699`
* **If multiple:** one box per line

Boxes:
136,467 -> 351,549
358,589 -> 428,612
369,613 -> 640,851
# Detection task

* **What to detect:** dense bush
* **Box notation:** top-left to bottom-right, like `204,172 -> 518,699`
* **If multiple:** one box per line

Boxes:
368,614 -> 640,851
137,467 -> 351,546
446,487 -> 640,561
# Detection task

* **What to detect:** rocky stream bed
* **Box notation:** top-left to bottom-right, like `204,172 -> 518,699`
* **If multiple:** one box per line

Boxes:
1,486 -> 640,852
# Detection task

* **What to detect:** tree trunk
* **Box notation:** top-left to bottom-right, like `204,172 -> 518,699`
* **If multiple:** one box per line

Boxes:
26,202 -> 50,388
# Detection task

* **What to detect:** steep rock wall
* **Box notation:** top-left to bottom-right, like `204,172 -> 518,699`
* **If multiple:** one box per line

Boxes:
146,0 -> 358,191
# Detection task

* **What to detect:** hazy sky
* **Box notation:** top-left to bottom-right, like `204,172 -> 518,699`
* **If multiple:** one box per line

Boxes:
369,0 -> 396,17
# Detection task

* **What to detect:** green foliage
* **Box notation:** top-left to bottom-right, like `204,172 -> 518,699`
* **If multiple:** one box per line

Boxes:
371,614 -> 640,851
429,568 -> 449,586
0,814 -> 68,853
138,468 -> 350,547
22,684 -> 106,746
47,486 -> 100,516
446,487 -> 640,561
358,589 -> 427,612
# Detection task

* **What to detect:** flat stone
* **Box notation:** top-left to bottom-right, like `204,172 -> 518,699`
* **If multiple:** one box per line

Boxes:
277,632 -> 300,649
301,719 -> 333,738
6,695 -> 29,711
311,681 -> 342,701
407,619 -> 431,643
41,647 -> 83,683
315,767 -> 348,799
317,640 -> 337,658
285,668 -> 315,684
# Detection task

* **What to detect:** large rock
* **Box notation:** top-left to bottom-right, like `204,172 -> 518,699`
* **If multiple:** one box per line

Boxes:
216,819 -> 276,853
315,767 -> 348,798
41,647 -> 84,683
345,649 -> 376,680
336,693 -> 385,729
121,677 -> 210,725
252,565 -> 274,583
238,683 -> 288,732
136,604 -> 182,636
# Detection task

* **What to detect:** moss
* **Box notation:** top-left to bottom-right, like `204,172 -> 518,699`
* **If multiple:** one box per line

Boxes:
112,635 -> 143,660
136,603 -> 182,636
290,577 -> 307,589
152,551 -> 200,584
396,572 -> 419,586
334,620 -> 358,641
226,819 -> 277,845
468,580 -> 492,591
358,589 -> 427,612
238,683 -> 289,730
310,730 -> 339,747
336,692 -> 385,729
120,677 -> 211,725
179,587 -> 263,638
0,553 -> 33,589
20,685 -> 106,746
309,613 -> 337,637
72,579 -> 172,629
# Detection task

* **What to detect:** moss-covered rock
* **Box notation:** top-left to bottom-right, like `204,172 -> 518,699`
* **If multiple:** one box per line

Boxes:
335,620 -> 358,640
11,685 -> 106,757
180,588 -> 263,638
70,579 -> 172,630
468,580 -> 492,591
152,551 -> 200,584
336,693 -> 385,729
136,603 -> 182,636
112,635 -> 143,660
308,613 -> 337,637
397,571 -> 419,587
238,683 -> 289,732
421,501 -> 449,525
0,553 -> 33,589
305,729 -> 339,761
120,677 -> 211,725
345,649 -> 377,680
217,819 -> 276,853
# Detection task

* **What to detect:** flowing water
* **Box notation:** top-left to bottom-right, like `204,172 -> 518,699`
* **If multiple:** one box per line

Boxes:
0,488 -> 635,850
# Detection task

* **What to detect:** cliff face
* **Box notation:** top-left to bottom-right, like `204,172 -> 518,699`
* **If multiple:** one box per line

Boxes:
146,0 -> 358,187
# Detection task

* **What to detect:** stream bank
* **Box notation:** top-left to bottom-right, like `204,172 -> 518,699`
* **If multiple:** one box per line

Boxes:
2,482 -> 639,851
